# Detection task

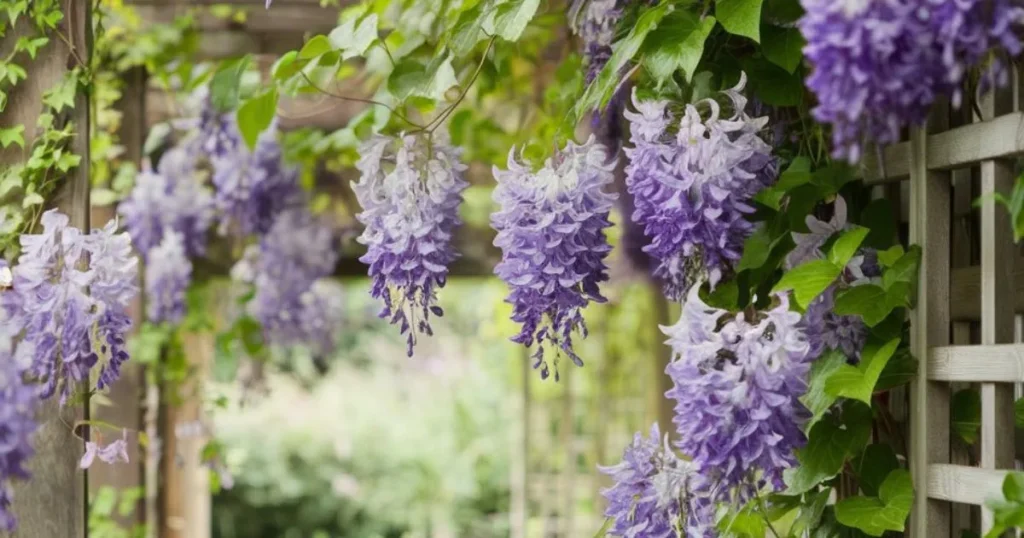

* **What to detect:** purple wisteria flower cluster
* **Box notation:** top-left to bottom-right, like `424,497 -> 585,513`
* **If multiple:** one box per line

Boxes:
787,197 -> 878,362
569,0 -> 622,83
145,230 -> 192,325
599,423 -> 714,538
0,214 -> 138,530
353,134 -> 468,357
0,262 -> 35,532
625,74 -> 776,300
236,208 -> 340,350
492,136 -> 616,380
663,285 -> 811,515
800,0 -> 1024,162
6,211 -> 138,402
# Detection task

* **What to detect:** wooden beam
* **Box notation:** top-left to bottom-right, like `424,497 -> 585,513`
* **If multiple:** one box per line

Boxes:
930,344 -> 1024,382
950,258 -> 1024,321
928,464 -> 1008,506
1,0 -> 92,535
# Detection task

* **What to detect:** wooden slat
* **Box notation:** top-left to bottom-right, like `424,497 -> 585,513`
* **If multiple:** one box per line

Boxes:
978,86 -> 1017,534
928,464 -> 1008,505
950,257 -> 1024,320
909,123 -> 952,538
929,344 -> 1024,382
865,112 -> 1024,184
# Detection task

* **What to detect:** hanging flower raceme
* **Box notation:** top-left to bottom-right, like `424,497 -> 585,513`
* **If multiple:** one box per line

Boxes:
0,272 -> 36,532
599,423 -> 713,538
211,125 -> 303,236
353,134 -> 468,357
6,211 -> 138,402
118,154 -> 214,258
247,208 -> 338,347
570,0 -> 622,83
625,75 -> 775,300
298,278 -> 346,359
800,0 -> 1024,163
145,229 -> 192,325
492,136 -> 616,379
664,285 -> 811,508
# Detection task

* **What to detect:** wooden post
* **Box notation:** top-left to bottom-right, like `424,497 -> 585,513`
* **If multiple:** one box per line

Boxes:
509,349 -> 528,538
88,66 -> 148,529
1,1 -> 91,536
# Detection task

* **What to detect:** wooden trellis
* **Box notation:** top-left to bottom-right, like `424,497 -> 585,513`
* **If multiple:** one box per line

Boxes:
865,76 -> 1024,535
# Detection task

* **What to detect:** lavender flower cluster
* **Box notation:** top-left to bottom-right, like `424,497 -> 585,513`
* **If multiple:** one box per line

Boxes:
492,136 -> 616,379
800,0 -> 1024,162
353,134 -> 468,357
664,285 -> 811,516
569,0 -> 623,83
599,423 -> 713,538
625,74 -> 776,300
0,213 -> 138,530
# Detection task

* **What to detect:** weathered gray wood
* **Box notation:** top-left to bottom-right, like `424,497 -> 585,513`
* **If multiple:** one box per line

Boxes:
978,86 -> 1017,534
0,1 -> 91,537
908,124 -> 952,538
928,464 -> 1008,505
950,258 -> 1024,320
865,111 -> 1024,184
930,344 -> 1024,382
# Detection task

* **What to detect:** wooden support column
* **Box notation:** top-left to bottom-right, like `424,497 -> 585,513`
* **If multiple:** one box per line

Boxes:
88,66 -> 148,529
0,1 -> 91,536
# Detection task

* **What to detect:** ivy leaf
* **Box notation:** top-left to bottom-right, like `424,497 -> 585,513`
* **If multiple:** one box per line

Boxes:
834,470 -> 913,536
791,488 -> 832,536
874,349 -> 917,391
881,245 -> 921,291
951,388 -> 981,445
834,285 -> 890,327
0,125 -> 24,148
824,338 -> 900,404
641,12 -> 716,85
772,259 -> 840,310
761,25 -> 804,73
742,55 -> 803,106
42,70 -> 78,112
784,402 -> 872,495
987,473 -> 1024,538
210,56 -> 251,112
801,350 -> 847,429
388,54 -> 458,101
737,226 -> 773,272
852,444 -> 899,497
492,0 -> 540,42
237,88 -> 278,150
716,0 -> 763,42
828,227 -> 869,268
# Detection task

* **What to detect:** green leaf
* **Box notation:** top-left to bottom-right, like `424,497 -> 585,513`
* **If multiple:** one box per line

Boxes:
987,473 -> 1024,537
387,54 -> 457,101
824,338 -> 901,404
716,0 -> 763,42
737,226 -> 773,272
298,35 -> 332,60
449,3 -> 487,56
876,245 -> 904,267
791,488 -> 832,536
784,402 -> 872,495
237,88 -> 278,150
859,198 -> 896,249
761,25 -> 804,73
492,0 -> 541,42
951,388 -> 981,445
210,56 -> 251,112
828,227 -> 870,268
882,245 -> 921,291
754,156 -> 812,209
575,2 -> 671,116
641,12 -> 716,84
772,259 -> 840,310
21,192 -> 43,208
852,444 -> 899,497
271,51 -> 302,81
42,71 -> 78,112
874,349 -> 917,391
835,470 -> 913,536
1015,397 -> 1024,428
328,13 -> 379,59
834,284 -> 891,327
802,350 -> 847,429
0,125 -> 24,148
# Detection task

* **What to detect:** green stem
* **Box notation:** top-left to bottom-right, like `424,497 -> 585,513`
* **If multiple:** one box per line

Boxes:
300,71 -> 426,129
418,36 -> 496,134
